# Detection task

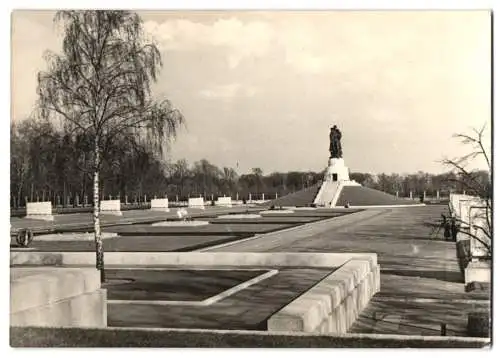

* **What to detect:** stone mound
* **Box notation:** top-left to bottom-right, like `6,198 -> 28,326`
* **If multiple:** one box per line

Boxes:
264,183 -> 321,208
335,186 -> 419,207
263,182 -> 421,208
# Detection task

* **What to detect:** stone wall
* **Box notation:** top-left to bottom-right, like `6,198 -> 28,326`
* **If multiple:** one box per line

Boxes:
11,251 -> 377,269
449,194 -> 491,286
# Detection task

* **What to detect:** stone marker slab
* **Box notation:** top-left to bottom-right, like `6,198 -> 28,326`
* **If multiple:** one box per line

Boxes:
100,200 -> 122,216
188,197 -> 205,209
25,202 -> 54,221
215,196 -> 232,207
151,198 -> 170,212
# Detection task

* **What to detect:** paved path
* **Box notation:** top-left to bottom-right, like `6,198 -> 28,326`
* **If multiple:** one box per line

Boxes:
209,205 -> 490,336
202,209 -> 386,252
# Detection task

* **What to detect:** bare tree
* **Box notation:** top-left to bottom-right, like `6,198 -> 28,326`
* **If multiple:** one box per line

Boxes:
36,11 -> 184,281
251,167 -> 264,193
443,124 -> 491,255
10,122 -> 31,207
222,167 -> 239,196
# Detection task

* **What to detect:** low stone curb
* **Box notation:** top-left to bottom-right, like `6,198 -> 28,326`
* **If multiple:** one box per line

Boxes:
268,259 -> 380,334
10,251 -> 377,269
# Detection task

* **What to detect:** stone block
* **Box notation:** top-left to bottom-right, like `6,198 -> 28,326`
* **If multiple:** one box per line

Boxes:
325,315 -> 336,334
324,158 -> 350,182
188,197 -> 205,209
267,259 -> 378,334
373,264 -> 381,293
100,200 -> 122,216
356,277 -> 367,311
450,194 -> 473,217
25,202 -> 54,221
215,196 -> 232,207
11,289 -> 107,328
317,319 -> 328,334
469,206 -> 491,258
10,268 -> 106,328
10,268 -> 101,313
465,261 -> 491,284
151,198 -> 170,212
336,304 -> 347,333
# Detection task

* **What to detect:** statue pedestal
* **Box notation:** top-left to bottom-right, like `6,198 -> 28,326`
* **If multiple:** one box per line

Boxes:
314,157 -> 355,207
325,158 -> 350,182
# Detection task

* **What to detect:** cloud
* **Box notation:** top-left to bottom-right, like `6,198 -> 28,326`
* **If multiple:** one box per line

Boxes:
144,18 -> 274,69
287,53 -> 326,74
143,16 -> 329,74
199,83 -> 257,99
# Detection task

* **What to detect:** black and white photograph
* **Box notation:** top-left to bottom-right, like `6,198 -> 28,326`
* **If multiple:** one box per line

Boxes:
6,2 -> 493,349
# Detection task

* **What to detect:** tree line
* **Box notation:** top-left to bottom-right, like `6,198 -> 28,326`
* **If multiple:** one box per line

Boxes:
10,116 -> 490,208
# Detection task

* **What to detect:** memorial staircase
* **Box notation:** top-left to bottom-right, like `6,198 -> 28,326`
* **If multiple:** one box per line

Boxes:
313,181 -> 341,207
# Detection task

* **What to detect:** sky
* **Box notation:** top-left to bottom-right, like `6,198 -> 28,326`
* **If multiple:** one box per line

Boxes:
11,10 -> 492,175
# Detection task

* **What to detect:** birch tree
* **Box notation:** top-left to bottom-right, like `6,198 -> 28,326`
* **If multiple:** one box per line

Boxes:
36,11 -> 184,281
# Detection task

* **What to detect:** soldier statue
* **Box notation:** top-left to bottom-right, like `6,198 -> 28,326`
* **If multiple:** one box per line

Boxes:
329,125 -> 343,159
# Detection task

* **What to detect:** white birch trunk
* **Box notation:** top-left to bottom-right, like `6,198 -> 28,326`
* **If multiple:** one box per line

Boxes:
93,138 -> 104,282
